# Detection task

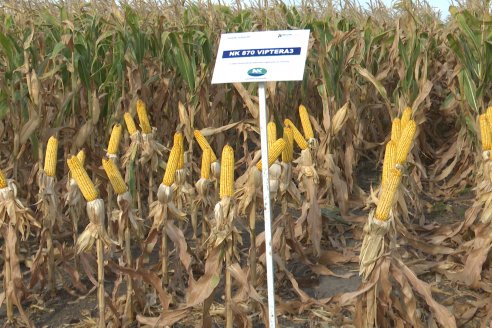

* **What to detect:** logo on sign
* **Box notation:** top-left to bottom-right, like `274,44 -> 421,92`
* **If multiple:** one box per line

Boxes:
247,68 -> 267,77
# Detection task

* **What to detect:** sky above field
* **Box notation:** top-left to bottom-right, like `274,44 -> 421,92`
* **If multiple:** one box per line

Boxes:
380,0 -> 451,18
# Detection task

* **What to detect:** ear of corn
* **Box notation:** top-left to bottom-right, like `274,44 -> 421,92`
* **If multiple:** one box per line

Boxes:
395,120 -> 417,164
163,143 -> 180,186
284,119 -> 308,150
136,99 -> 152,134
480,114 -> 491,151
102,157 -> 127,195
201,147 -> 211,179
486,107 -> 492,127
257,138 -> 286,171
174,132 -> 185,169
391,118 -> 401,143
267,121 -> 277,148
44,136 -> 58,177
282,126 -> 294,163
76,149 -> 86,166
375,168 -> 402,221
194,130 -> 217,162
0,168 -> 7,188
400,107 -> 412,130
220,145 -> 234,199
381,140 -> 397,186
107,124 -> 123,155
124,112 -> 138,135
67,156 -> 98,202
299,104 -> 314,139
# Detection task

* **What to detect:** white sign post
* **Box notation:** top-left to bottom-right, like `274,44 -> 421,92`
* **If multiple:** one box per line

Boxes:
212,29 -> 310,328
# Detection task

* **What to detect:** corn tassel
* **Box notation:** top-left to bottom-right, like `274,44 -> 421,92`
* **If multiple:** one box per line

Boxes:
395,120 -> 416,164
136,99 -> 152,134
381,141 -> 397,187
107,124 -> 122,155
299,104 -> 314,139
124,113 -> 138,135
67,156 -> 98,202
480,114 -> 491,151
267,121 -> 277,148
102,158 -> 127,195
282,126 -> 294,163
201,147 -> 212,180
375,168 -> 402,221
391,118 -> 401,143
284,119 -> 308,150
163,144 -> 180,186
220,145 -> 234,199
44,136 -> 58,177
257,138 -> 286,171
194,130 -> 217,162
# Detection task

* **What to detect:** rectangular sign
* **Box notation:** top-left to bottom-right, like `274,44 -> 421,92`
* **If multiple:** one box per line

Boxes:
211,30 -> 310,84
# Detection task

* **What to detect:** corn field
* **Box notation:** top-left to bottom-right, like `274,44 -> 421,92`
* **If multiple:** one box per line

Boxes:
0,0 -> 492,327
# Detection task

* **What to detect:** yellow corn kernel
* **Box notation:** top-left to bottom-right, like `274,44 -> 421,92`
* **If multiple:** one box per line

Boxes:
76,149 -> 86,166
102,157 -> 127,195
0,168 -> 7,188
220,145 -> 234,199
486,107 -> 492,128
124,113 -> 138,135
391,118 -> 401,143
299,104 -> 314,140
136,99 -> 152,134
284,119 -> 308,150
174,132 -> 185,169
400,107 -> 412,130
194,130 -> 217,162
375,168 -> 401,221
480,114 -> 491,151
44,136 -> 58,177
257,138 -> 286,171
282,126 -> 294,163
268,121 -> 277,148
107,124 -> 122,155
163,144 -> 180,186
381,140 -> 397,187
201,147 -> 211,180
395,120 -> 417,164
67,156 -> 98,202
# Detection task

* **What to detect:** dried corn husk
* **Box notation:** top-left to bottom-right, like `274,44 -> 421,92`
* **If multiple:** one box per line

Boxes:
76,199 -> 113,253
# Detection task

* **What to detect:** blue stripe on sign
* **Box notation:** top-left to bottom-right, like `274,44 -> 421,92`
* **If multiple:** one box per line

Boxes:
222,47 -> 301,58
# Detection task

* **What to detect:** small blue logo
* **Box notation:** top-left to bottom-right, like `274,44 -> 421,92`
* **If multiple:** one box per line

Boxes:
247,68 -> 267,77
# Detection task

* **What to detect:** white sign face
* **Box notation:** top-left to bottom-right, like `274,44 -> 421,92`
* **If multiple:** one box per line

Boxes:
211,30 -> 310,84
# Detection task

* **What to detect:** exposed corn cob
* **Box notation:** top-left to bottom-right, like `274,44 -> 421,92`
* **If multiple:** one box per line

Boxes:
0,168 -> 7,189
107,124 -> 122,155
163,144 -> 180,186
480,114 -> 491,151
44,136 -> 58,177
220,145 -> 234,199
174,132 -> 185,169
67,156 -> 98,202
194,130 -> 217,162
400,107 -> 412,130
299,104 -> 314,140
395,120 -> 417,164
201,147 -> 211,180
136,99 -> 152,134
267,121 -> 277,148
124,113 -> 138,135
102,157 -> 127,195
282,126 -> 294,163
284,119 -> 308,150
391,118 -> 401,143
257,138 -> 286,171
76,149 -> 86,166
486,107 -> 492,128
375,168 -> 402,221
381,140 -> 397,187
